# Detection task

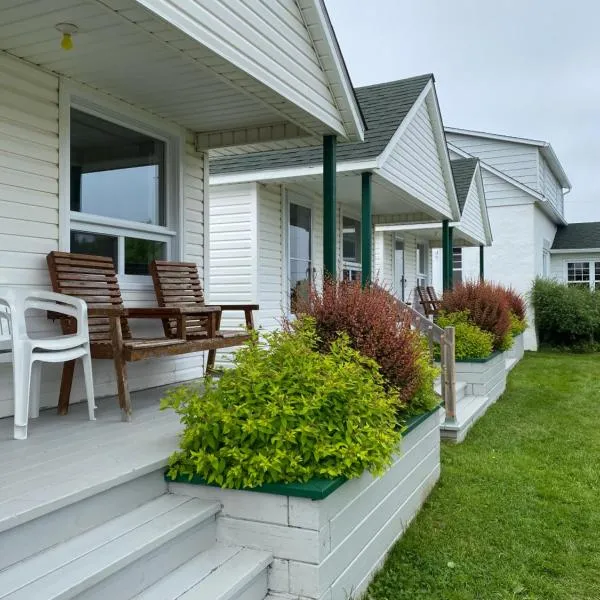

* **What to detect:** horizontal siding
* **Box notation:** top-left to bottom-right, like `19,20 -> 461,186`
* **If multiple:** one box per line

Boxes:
208,182 -> 257,366
258,184 -> 285,331
447,133 -> 539,191
540,155 -> 564,217
0,53 -> 206,417
459,179 -> 486,243
380,101 -> 451,218
480,170 -> 534,206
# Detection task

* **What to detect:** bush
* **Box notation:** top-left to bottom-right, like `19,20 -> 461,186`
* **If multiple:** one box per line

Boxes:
509,311 -> 527,337
294,280 -> 439,416
503,287 -> 527,321
436,311 -> 494,360
162,319 -> 401,489
531,278 -> 600,350
441,281 -> 511,351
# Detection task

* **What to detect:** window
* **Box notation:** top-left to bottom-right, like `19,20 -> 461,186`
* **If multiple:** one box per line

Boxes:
69,107 -> 176,277
452,247 -> 463,285
289,203 -> 312,310
567,261 -> 600,290
416,242 -> 428,286
342,216 -> 361,281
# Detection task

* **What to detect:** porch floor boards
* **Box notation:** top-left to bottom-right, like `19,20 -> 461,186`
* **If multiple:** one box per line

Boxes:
0,385 -> 183,535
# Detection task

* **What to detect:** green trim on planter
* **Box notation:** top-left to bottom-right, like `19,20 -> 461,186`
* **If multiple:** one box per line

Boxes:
455,351 -> 502,364
165,407 -> 441,501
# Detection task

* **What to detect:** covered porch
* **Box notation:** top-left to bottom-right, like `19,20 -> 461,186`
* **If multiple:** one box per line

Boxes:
0,0 -> 364,419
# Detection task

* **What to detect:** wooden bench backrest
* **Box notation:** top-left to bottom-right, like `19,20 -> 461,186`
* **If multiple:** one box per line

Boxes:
150,260 -> 208,338
47,251 -> 131,342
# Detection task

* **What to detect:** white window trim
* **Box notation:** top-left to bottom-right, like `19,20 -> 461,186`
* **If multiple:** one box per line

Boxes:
286,190 -> 315,315
58,79 -> 184,288
564,258 -> 600,291
341,209 -> 362,277
416,240 -> 429,285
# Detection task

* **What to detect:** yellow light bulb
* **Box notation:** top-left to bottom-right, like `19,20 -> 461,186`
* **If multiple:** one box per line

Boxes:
61,33 -> 73,51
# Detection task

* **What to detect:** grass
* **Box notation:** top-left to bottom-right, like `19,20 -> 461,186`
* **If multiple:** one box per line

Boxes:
364,352 -> 600,600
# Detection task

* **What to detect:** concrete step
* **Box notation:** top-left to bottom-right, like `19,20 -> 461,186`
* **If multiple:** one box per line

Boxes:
134,544 -> 271,600
434,380 -> 467,403
0,495 -> 220,600
440,395 -> 492,444
0,469 -> 167,572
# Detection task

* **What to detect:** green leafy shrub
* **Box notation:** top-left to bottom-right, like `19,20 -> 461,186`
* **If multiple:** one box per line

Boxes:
162,319 -> 401,489
436,311 -> 494,360
440,281 -> 511,351
509,311 -> 527,337
531,278 -> 600,350
294,279 -> 439,417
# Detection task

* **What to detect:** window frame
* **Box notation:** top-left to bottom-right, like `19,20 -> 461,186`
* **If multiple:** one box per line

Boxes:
416,241 -> 428,287
59,81 -> 184,287
341,212 -> 362,279
452,247 -> 463,284
286,192 -> 315,314
565,259 -> 600,290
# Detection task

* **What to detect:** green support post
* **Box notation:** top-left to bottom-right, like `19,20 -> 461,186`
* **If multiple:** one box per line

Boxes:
361,172 -> 372,287
323,135 -> 337,278
479,244 -> 485,281
442,220 -> 450,290
448,226 -> 454,290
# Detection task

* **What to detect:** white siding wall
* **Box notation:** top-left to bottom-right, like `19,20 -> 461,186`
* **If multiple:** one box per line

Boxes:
447,133 -> 539,191
459,179 -> 486,244
539,155 -> 564,218
380,101 -> 451,218
533,205 -> 557,279
373,231 -> 394,288
0,53 -> 208,417
258,184 -> 285,331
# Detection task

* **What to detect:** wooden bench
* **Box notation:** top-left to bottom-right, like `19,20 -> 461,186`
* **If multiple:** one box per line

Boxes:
150,260 -> 258,372
416,285 -> 442,318
47,251 -> 228,420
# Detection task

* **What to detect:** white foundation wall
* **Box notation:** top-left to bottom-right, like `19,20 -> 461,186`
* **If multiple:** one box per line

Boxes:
0,53 -> 207,418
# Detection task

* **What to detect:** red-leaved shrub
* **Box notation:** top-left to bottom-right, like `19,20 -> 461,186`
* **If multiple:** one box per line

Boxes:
502,287 -> 527,321
441,281 -> 511,351
292,279 -> 428,410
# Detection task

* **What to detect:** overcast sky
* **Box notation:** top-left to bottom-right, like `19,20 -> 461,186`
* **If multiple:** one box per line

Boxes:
327,0 -> 600,223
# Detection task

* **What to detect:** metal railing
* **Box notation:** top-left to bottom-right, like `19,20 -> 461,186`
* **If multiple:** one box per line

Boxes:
392,297 -> 456,421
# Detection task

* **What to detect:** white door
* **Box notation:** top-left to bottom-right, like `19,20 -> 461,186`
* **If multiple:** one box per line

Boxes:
394,236 -> 406,301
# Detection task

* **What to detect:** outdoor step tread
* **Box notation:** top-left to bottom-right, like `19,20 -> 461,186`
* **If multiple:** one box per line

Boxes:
441,395 -> 490,430
133,544 -> 271,600
0,496 -> 220,600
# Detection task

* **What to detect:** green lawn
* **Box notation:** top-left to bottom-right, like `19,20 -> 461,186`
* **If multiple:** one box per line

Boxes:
365,352 -> 600,600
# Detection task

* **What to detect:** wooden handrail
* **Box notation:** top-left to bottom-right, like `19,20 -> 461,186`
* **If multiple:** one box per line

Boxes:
391,295 -> 456,421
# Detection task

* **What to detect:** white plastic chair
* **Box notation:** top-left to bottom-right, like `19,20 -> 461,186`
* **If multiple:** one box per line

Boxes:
0,288 -> 95,440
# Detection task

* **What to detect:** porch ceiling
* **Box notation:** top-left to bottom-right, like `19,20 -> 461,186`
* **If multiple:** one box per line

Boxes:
0,0 -> 350,147
255,171 -> 448,223
374,223 -> 483,248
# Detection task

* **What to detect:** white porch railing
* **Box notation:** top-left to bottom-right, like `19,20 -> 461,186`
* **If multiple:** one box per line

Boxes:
392,296 -> 456,421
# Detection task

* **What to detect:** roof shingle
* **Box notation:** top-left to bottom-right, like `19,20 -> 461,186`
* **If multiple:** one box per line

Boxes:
552,222 -> 600,250
211,74 -> 433,176
450,158 -> 478,213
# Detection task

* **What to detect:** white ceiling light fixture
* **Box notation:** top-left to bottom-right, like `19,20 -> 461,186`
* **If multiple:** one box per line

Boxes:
55,23 -> 78,51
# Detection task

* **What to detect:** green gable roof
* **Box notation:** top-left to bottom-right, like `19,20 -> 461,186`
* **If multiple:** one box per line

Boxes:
211,74 -> 433,176
450,158 -> 478,214
552,222 -> 600,250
